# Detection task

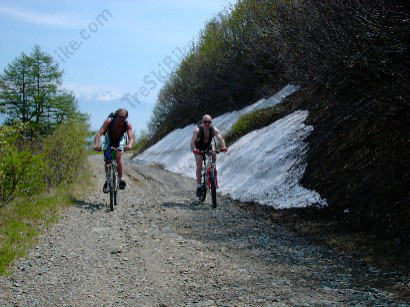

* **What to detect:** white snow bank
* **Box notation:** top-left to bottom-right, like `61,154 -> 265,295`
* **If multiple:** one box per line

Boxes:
134,84 -> 327,208
217,110 -> 326,208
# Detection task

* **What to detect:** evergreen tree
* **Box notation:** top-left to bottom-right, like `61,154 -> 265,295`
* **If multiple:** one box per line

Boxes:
0,52 -> 34,121
0,45 -> 83,132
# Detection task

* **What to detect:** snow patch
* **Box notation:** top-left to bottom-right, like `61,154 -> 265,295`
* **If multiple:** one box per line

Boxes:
217,110 -> 326,208
134,84 -> 327,208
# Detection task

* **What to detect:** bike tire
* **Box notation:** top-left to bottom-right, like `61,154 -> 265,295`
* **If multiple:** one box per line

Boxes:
209,171 -> 217,208
113,169 -> 117,207
109,166 -> 114,211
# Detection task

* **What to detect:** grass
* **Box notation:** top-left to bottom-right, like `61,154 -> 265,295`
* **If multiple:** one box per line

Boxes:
224,103 -> 292,146
131,133 -> 150,156
0,165 -> 94,275
87,149 -> 103,156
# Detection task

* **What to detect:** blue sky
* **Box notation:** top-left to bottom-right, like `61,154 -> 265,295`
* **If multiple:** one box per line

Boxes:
0,0 -> 233,134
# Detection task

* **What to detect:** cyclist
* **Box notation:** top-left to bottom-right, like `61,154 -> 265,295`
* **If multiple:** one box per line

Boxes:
93,108 -> 134,193
191,114 -> 227,197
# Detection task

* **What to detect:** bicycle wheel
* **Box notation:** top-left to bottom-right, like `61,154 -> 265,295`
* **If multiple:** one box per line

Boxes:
113,168 -> 118,207
209,170 -> 217,208
109,165 -> 114,211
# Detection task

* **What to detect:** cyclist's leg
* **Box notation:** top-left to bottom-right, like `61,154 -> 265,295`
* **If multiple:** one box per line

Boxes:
117,152 -> 126,190
211,148 -> 217,163
195,154 -> 203,185
102,136 -> 112,193
116,150 -> 123,178
195,154 -> 204,198
117,135 -> 128,178
117,136 -> 127,189
102,136 -> 111,176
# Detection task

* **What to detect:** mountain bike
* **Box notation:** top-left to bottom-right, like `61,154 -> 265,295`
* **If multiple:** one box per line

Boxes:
198,149 -> 221,209
106,147 -> 122,211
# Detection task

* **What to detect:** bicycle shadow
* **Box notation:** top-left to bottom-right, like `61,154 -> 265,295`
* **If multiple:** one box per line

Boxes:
71,197 -> 107,213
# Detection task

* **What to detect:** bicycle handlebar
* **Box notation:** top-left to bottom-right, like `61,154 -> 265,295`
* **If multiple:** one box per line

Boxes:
196,149 -> 225,155
94,146 -> 126,152
109,147 -> 125,152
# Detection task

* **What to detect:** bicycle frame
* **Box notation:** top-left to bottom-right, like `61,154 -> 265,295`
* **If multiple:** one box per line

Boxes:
107,160 -> 118,191
106,147 -> 122,211
199,149 -> 219,208
202,152 -> 218,189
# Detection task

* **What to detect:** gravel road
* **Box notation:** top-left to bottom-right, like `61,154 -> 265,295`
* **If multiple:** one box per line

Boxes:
0,155 -> 408,306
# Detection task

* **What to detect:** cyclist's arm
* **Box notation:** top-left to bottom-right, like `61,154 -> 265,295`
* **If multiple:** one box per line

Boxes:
125,122 -> 134,150
214,127 -> 227,150
93,118 -> 112,150
191,127 -> 200,151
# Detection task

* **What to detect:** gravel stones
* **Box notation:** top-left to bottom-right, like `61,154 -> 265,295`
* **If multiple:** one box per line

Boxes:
0,155 -> 408,306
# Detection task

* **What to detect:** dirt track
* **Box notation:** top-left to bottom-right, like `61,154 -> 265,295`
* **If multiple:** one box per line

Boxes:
0,155 -> 408,306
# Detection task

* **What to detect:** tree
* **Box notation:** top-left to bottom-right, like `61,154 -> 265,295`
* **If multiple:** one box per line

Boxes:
0,52 -> 33,121
0,46 -> 83,132
30,45 -> 63,124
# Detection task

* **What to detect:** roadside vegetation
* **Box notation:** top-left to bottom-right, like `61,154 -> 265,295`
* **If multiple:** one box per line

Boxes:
131,129 -> 150,156
224,104 -> 291,146
0,166 -> 93,275
147,1 -> 408,145
0,46 -> 90,274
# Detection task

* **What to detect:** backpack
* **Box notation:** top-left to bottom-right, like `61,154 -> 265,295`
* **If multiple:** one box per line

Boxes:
104,112 -> 128,137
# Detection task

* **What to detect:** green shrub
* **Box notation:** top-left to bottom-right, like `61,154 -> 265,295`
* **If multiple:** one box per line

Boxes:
0,149 -> 46,202
0,124 -> 46,203
225,104 -> 289,145
0,119 -> 89,205
131,129 -> 150,155
42,118 -> 89,187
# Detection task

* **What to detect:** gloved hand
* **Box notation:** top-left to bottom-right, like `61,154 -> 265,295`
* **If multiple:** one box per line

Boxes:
220,147 -> 228,153
193,149 -> 200,155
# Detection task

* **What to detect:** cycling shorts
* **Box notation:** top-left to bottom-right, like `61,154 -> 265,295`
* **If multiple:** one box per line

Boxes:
195,141 -> 212,151
103,135 -> 126,161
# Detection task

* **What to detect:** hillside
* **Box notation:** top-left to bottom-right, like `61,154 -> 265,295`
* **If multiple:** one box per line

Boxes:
137,0 -> 409,272
286,84 -> 410,272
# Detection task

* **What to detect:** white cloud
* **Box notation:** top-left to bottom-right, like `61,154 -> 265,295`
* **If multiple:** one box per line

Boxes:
64,83 -> 158,106
64,83 -> 125,101
63,83 -> 153,104
95,90 -> 123,102
0,5 -> 86,28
